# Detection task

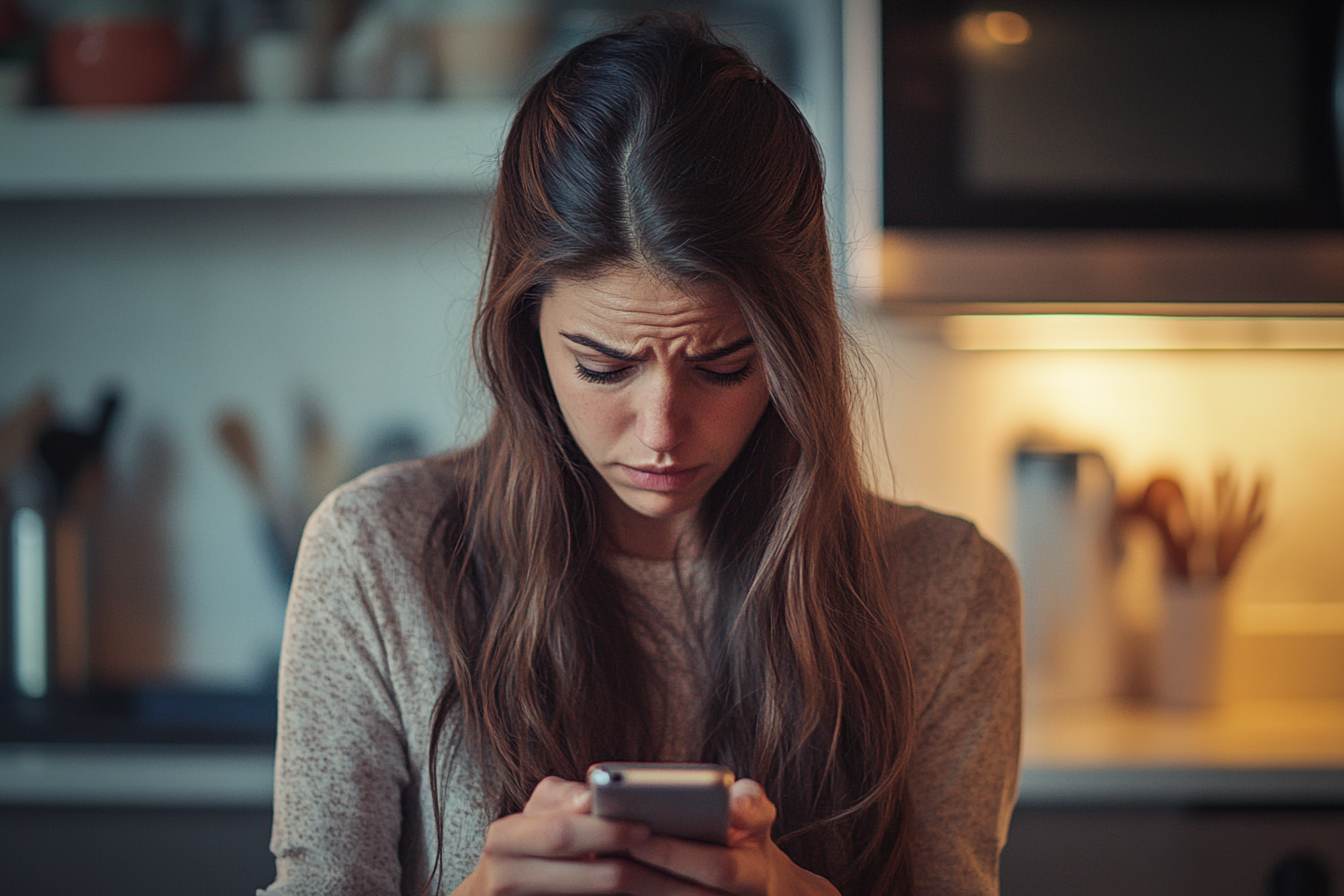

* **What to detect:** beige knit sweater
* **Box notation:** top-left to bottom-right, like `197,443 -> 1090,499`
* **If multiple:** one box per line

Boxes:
262,457 -> 1021,895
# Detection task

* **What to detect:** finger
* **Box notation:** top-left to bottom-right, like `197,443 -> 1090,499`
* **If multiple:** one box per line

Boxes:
488,857 -> 721,896
727,779 -> 775,838
486,811 -> 650,859
524,776 -> 591,815
629,834 -> 766,895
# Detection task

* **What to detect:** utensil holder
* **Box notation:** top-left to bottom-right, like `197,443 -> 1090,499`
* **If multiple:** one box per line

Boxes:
1155,574 -> 1226,707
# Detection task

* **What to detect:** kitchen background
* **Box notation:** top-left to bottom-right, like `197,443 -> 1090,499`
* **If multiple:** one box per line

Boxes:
1,0 -> 838,692
2,0 -> 1343,894
868,331 -> 1344,700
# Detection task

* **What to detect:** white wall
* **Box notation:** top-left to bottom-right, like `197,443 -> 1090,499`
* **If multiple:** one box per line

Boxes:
1,195 -> 491,687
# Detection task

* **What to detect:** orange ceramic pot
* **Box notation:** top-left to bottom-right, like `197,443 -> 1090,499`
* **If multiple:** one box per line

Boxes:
47,17 -> 183,107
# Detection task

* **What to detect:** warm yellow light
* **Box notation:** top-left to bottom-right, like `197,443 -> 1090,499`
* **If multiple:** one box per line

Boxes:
1234,602 -> 1344,635
940,315 -> 1344,351
957,11 -> 1032,53
984,11 -> 1032,44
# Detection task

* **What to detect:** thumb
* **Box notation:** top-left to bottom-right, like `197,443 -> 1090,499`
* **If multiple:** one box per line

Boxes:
524,776 -> 590,815
727,778 -> 776,843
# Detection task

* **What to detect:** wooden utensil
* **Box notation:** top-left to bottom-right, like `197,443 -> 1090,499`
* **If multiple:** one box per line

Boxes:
1134,476 -> 1195,579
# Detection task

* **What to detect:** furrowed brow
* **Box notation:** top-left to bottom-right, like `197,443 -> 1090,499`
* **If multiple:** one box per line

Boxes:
560,333 -> 755,363
685,337 -> 755,363
560,333 -> 638,361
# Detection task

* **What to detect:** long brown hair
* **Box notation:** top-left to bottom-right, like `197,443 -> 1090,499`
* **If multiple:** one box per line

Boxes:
425,15 -> 913,894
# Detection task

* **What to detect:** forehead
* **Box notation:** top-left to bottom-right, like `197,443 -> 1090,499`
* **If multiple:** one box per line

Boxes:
542,269 -> 748,349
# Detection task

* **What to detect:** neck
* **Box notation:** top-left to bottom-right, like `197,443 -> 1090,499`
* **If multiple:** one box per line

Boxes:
598,490 -> 701,561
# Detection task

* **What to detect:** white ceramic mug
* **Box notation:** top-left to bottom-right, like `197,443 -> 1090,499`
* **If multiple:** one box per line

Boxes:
241,31 -> 309,105
1155,574 -> 1226,707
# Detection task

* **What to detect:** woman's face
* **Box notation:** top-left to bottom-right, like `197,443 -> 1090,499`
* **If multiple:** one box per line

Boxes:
538,267 -> 772,559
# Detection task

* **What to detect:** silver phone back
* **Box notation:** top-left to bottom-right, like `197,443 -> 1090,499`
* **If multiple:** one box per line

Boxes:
588,763 -> 732,844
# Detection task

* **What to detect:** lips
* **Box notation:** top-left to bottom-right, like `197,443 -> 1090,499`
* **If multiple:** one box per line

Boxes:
620,464 -> 702,492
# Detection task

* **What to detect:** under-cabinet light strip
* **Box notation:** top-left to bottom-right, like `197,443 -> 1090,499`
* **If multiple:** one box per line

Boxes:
942,315 -> 1344,351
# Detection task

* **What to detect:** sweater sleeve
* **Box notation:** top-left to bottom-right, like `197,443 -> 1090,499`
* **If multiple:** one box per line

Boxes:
262,489 -> 412,896
901,519 -> 1023,896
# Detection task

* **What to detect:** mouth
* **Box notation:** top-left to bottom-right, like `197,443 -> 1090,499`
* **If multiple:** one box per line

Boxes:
619,464 -> 703,492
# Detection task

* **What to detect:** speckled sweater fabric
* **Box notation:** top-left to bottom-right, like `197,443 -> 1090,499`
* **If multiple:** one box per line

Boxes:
261,456 -> 1021,896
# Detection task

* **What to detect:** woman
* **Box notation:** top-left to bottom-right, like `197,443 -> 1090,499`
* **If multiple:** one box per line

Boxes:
265,16 -> 1020,896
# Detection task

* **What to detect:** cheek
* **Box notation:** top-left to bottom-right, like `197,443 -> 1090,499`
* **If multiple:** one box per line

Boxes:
550,377 -> 628,451
711,383 -> 772,451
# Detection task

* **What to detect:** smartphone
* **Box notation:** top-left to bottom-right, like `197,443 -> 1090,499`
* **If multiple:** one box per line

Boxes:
587,762 -> 734,845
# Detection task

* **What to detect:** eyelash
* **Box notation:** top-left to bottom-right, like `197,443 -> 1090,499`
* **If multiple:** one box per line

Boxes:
573,363 -> 630,385
704,360 -> 753,385
573,360 -> 754,386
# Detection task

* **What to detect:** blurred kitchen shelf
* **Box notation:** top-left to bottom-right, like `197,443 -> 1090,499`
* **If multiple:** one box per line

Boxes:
0,101 -> 516,199
1020,698 -> 1344,807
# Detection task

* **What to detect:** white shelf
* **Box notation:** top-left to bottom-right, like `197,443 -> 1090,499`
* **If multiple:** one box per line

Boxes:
0,101 -> 517,198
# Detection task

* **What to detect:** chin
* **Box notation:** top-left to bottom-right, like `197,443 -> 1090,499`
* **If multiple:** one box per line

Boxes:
620,489 -> 702,521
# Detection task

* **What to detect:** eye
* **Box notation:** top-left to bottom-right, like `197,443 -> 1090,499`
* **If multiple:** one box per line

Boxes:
574,362 -> 633,384
700,359 -> 754,386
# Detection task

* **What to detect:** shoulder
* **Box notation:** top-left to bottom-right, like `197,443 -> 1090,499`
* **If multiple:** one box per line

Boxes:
870,499 -> 1021,714
288,452 -> 470,631
870,499 -> 1016,601
281,454 -> 470,725
302,452 -> 466,565
315,452 -> 464,533
882,501 -> 1014,591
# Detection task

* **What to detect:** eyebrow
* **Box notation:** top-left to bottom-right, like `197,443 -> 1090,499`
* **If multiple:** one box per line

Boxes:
560,333 -> 755,363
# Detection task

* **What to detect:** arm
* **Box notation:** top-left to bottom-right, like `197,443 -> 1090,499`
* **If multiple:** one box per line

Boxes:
903,530 -> 1023,896
263,492 -> 412,895
264,485 -> 726,896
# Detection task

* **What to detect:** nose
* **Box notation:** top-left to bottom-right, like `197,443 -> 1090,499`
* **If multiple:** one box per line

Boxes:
634,373 -> 689,455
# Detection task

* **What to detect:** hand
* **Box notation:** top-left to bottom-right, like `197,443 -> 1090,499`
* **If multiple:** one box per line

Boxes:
627,779 -> 841,896
452,776 -> 717,896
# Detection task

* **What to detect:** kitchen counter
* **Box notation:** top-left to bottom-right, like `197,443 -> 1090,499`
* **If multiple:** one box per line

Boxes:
3,697 -> 1342,808
1019,697 -> 1344,806
0,690 -> 276,807
0,699 -> 1339,811
5,703 -> 1338,896
0,743 -> 274,806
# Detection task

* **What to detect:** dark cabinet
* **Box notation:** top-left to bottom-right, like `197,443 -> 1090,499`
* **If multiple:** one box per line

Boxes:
1003,805 -> 1344,896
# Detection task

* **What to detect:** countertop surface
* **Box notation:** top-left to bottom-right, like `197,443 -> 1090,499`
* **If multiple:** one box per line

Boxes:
2,698 -> 1342,808
0,743 -> 275,806
1024,697 -> 1344,767
1019,697 -> 1344,806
